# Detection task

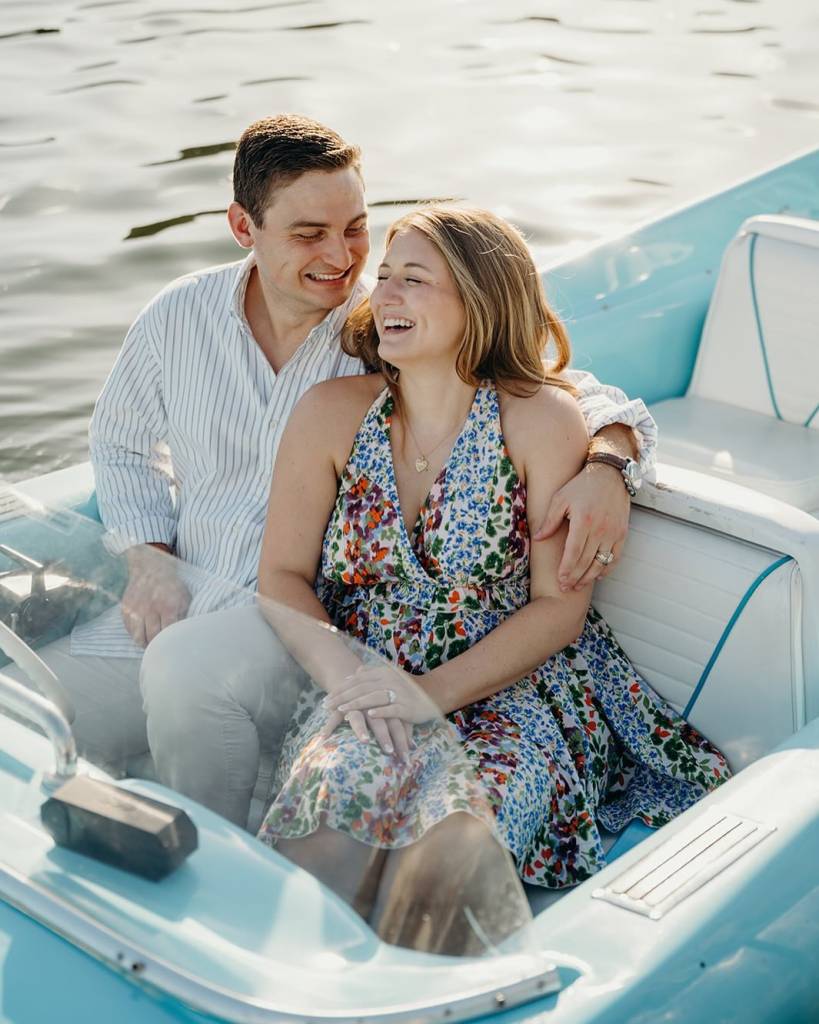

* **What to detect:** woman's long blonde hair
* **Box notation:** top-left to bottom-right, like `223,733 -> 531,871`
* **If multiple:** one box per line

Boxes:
342,205 -> 574,396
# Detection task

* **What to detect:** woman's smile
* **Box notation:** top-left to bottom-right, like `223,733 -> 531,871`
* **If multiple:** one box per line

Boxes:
380,316 -> 416,335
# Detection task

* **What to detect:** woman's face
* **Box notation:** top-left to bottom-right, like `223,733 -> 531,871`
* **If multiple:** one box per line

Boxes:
371,228 -> 466,374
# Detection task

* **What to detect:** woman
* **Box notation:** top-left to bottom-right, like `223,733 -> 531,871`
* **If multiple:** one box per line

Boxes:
256,206 -> 729,951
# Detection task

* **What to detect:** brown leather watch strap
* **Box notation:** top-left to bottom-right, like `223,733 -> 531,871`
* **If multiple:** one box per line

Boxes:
586,451 -> 638,495
585,452 -> 628,471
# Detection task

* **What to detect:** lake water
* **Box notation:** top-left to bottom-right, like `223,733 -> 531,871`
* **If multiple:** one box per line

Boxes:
2,0 -> 818,482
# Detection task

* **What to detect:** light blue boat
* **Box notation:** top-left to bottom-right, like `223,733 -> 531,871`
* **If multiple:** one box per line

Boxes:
1,147 -> 818,1024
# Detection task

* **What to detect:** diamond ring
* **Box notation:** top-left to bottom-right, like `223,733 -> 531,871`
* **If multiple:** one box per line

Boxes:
386,689 -> 397,705
594,550 -> 615,566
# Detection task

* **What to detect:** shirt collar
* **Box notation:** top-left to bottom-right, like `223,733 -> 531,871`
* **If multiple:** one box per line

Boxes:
230,251 -> 257,327
230,251 -> 369,345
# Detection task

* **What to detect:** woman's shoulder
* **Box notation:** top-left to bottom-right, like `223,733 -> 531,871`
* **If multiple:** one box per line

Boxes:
286,375 -> 386,472
497,381 -> 587,486
498,381 -> 588,447
294,373 -> 386,423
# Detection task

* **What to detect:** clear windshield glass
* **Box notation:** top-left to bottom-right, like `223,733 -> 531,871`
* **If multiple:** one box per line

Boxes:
0,481 -> 536,974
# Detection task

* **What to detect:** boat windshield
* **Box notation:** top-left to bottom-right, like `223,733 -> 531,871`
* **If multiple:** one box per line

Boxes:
0,484 -> 552,1018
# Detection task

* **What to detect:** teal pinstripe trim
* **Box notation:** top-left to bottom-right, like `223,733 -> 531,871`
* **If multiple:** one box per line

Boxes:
805,403 -> 819,428
683,554 -> 794,719
748,232 -> 784,421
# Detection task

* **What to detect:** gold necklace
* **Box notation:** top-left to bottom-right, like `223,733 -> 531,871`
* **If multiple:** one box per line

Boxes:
402,417 -> 462,473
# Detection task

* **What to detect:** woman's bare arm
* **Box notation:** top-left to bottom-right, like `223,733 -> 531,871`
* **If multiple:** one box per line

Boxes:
257,378 -> 377,690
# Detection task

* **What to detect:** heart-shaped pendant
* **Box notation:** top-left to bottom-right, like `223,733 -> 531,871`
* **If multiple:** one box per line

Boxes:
415,457 -> 429,473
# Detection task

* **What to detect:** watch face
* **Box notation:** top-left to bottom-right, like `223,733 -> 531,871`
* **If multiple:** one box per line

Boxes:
624,460 -> 642,487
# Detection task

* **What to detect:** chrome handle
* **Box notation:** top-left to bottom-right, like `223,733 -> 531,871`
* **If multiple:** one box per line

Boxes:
0,542 -> 44,574
0,670 -> 77,781
0,620 -> 75,722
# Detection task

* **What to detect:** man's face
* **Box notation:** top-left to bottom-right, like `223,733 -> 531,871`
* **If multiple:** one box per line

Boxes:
241,166 -> 369,317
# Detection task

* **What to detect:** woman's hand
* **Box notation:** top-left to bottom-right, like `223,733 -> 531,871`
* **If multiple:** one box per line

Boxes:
320,663 -> 430,762
320,707 -> 414,763
325,664 -> 439,725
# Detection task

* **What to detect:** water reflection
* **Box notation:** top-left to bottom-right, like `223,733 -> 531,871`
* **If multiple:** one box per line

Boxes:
561,25 -> 652,35
502,16 -> 561,25
280,20 -> 370,31
773,98 -> 819,112
75,59 -> 118,69
54,79 -> 141,93
540,52 -> 590,66
126,210 -> 227,240
147,2 -> 316,13
628,178 -> 671,188
368,198 -> 459,208
241,75 -> 310,85
0,137 -> 55,148
0,27 -> 61,40
147,142 -> 236,166
2,0 -> 819,481
690,24 -> 772,33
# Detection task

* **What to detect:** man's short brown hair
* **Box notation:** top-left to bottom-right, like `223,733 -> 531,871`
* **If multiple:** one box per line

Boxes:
232,114 -> 362,227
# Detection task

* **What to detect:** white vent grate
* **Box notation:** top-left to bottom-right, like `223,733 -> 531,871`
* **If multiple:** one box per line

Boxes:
592,812 -> 775,919
0,490 -> 26,525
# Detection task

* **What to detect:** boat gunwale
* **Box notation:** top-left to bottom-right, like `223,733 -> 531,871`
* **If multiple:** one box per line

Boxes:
0,853 -> 564,1024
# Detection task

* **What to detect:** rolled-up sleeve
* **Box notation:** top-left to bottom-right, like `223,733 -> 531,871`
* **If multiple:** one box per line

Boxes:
89,316 -> 177,554
565,369 -> 657,474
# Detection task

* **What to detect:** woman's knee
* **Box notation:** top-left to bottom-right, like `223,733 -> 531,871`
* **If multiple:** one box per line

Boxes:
374,815 -> 521,954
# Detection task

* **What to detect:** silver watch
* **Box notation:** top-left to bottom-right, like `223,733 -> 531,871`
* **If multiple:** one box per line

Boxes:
621,457 -> 642,497
585,453 -> 642,497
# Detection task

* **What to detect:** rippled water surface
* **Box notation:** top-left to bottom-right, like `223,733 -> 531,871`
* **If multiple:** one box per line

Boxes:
2,0 -> 818,480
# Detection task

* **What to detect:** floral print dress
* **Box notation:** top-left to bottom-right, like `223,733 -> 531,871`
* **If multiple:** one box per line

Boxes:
258,383 -> 729,888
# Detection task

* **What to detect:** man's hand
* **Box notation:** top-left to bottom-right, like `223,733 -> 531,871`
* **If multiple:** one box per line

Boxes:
535,421 -> 639,590
534,463 -> 630,590
121,543 -> 190,647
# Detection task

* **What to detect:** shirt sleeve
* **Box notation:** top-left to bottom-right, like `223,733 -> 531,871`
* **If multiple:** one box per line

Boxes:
564,369 -> 657,474
88,315 -> 177,554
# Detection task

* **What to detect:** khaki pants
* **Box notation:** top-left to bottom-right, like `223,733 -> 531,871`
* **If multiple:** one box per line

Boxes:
2,604 -> 301,831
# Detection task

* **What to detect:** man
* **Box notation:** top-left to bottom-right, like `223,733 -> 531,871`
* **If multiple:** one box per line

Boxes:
14,115 -> 656,829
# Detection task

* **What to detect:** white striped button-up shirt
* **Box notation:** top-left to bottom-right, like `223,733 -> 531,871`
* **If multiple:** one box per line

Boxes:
72,253 -> 657,657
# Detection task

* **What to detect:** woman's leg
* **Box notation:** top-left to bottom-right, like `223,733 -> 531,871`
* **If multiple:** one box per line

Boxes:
276,826 -> 388,918
369,813 -> 528,956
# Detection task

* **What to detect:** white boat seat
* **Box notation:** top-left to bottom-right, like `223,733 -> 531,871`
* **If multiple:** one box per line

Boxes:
652,214 -> 819,512
651,396 -> 819,512
529,488 -> 808,915
593,504 -> 803,774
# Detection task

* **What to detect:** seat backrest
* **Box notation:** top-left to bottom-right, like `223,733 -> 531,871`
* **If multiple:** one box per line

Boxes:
689,214 -> 819,428
594,506 -> 804,773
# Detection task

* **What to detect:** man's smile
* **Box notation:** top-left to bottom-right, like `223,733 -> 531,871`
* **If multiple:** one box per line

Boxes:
305,267 -> 354,283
